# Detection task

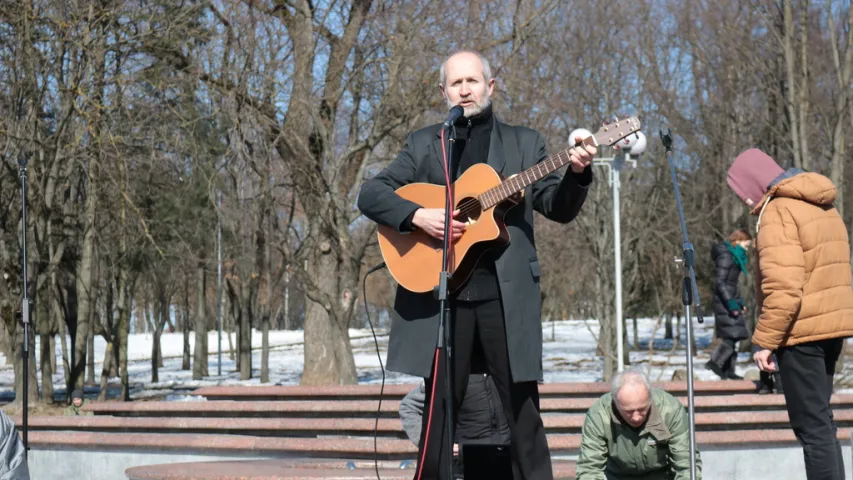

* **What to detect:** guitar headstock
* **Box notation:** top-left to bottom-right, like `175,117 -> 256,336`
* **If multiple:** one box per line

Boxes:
588,116 -> 641,148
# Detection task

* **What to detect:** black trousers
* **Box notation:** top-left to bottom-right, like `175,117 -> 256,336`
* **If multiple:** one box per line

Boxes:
776,338 -> 845,480
414,298 -> 552,480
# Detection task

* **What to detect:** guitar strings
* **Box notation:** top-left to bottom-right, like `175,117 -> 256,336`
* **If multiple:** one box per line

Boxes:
453,149 -> 569,218
455,197 -> 482,220
450,124 -> 636,220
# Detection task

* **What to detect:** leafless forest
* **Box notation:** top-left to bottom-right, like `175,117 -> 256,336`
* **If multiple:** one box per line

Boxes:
0,0 -> 850,403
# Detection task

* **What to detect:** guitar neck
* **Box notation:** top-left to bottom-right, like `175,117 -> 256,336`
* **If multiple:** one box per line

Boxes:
479,136 -> 597,209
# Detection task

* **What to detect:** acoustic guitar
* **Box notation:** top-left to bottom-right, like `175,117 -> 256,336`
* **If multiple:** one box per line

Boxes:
377,116 -> 642,294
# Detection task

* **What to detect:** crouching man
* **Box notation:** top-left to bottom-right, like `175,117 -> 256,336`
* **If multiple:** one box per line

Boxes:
575,370 -> 701,480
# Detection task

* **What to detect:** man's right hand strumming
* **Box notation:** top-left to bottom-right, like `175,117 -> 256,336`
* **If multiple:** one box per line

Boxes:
412,208 -> 466,241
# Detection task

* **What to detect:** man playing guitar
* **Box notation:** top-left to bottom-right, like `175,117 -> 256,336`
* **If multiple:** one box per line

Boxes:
358,50 -> 597,480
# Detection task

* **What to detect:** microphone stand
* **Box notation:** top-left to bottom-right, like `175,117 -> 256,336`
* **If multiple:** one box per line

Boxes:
436,125 -> 456,479
17,153 -> 30,456
660,129 -> 700,480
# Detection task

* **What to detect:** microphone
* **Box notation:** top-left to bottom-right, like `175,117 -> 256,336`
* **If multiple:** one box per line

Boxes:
442,105 -> 464,129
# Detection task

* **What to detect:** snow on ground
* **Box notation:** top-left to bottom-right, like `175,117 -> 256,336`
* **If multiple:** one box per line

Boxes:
0,316 -> 846,400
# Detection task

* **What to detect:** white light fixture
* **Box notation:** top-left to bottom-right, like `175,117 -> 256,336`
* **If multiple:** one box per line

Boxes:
629,131 -> 647,157
568,128 -> 593,145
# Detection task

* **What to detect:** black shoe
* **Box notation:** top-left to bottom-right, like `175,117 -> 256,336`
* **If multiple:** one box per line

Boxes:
725,371 -> 744,380
773,372 -> 784,394
758,370 -> 774,394
705,360 -> 726,379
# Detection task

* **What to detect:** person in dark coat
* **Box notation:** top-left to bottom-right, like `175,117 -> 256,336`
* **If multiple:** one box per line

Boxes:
400,374 -> 511,448
399,374 -> 511,480
706,229 -> 752,380
357,49 -> 595,480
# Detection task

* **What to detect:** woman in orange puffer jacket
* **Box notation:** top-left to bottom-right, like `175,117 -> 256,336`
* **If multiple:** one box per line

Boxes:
727,148 -> 853,480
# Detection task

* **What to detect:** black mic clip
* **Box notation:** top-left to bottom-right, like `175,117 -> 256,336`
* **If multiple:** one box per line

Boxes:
659,128 -> 673,152
442,105 -> 464,129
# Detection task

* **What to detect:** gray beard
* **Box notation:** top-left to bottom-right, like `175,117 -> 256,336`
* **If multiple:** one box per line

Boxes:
447,97 -> 490,118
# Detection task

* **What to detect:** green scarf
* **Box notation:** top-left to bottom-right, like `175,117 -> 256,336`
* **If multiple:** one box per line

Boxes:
725,241 -> 748,275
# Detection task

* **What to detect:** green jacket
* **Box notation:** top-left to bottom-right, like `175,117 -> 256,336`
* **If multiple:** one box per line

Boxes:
63,400 -> 93,416
575,388 -> 701,480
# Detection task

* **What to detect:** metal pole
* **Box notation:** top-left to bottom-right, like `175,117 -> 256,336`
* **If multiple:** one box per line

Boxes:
18,154 -> 29,456
217,190 -> 223,376
661,128 -> 700,480
613,156 -> 624,372
684,299 -> 697,479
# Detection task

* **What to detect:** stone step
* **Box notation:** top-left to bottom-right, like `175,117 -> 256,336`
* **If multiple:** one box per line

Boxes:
81,393 -> 853,418
23,428 -> 851,458
124,459 -> 579,480
191,380 -> 759,401
18,409 -> 853,436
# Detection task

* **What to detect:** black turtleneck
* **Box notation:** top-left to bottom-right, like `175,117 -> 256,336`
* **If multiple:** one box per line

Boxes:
451,103 -> 494,181
449,104 -> 501,302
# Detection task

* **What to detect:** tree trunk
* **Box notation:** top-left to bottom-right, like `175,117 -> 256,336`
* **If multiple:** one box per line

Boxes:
193,264 -> 207,380
115,124 -> 132,401
260,208 -> 271,383
86,320 -> 95,385
98,342 -> 112,401
111,333 -> 119,378
201,317 -> 209,375
73,4 -> 107,393
38,291 -> 54,404
261,313 -> 270,383
632,317 -> 639,351
301,244 -> 358,385
675,312 -> 682,349
40,332 -> 53,403
182,276 -> 191,371
12,320 -> 39,407
159,300 -> 166,369
152,283 -> 169,382
152,325 -> 161,383
49,334 -> 56,373
117,273 -> 131,401
239,290 -> 252,380
828,0 -> 853,223
0,322 -> 10,365
57,309 -> 70,393
284,268 -> 290,330
227,305 -> 235,362
664,312 -> 673,340
601,315 -> 616,382
783,0 -> 802,168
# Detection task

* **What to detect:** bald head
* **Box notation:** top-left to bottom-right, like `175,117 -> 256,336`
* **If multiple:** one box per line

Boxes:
439,50 -> 495,118
440,50 -> 492,87
611,370 -> 651,428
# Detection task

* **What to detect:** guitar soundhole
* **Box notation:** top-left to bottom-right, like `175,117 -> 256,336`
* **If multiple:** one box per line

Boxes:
456,197 -> 482,225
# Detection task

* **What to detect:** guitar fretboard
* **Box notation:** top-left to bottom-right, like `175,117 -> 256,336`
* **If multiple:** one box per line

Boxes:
478,136 -> 597,209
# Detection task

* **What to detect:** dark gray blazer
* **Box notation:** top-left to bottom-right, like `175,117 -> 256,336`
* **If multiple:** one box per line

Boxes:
357,117 -> 591,382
